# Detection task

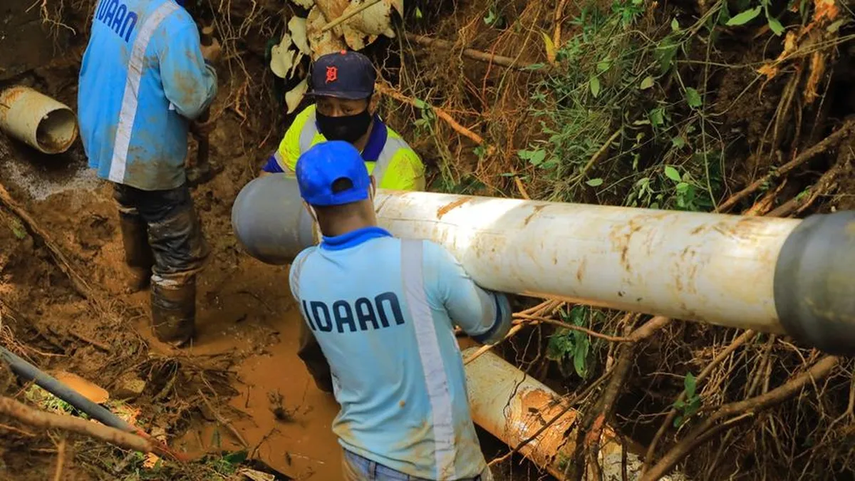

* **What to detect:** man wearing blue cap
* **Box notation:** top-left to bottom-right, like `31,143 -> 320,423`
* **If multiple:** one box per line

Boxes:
261,50 -> 425,192
289,141 -> 509,480
78,0 -> 220,346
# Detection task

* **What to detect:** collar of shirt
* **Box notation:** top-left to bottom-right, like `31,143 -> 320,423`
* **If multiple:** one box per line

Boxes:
360,114 -> 387,162
320,226 -> 392,251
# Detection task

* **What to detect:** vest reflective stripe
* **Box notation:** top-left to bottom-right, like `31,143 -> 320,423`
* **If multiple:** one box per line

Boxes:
297,111 -> 405,186
298,110 -> 319,154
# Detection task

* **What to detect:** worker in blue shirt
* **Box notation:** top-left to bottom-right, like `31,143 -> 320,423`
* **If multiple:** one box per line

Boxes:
78,0 -> 220,347
289,140 -> 512,480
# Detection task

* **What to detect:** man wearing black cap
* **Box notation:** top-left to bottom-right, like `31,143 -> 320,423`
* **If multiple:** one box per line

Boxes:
260,50 -> 425,191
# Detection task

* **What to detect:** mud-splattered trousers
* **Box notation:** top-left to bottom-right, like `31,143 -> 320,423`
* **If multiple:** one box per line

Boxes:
113,182 -> 208,343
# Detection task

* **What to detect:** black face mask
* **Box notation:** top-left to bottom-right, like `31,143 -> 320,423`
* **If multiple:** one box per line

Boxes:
316,108 -> 372,144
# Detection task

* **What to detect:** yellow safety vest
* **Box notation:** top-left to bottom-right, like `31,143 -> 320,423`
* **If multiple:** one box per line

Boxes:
273,105 -> 425,191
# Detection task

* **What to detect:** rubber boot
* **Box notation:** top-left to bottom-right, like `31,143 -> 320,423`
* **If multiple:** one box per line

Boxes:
119,213 -> 155,293
150,279 -> 196,347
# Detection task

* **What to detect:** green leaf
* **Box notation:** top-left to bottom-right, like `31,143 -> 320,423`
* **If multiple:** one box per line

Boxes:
649,108 -> 665,127
673,415 -> 684,427
685,87 -> 702,108
415,6 -> 423,19
590,77 -> 601,98
725,6 -> 762,26
768,16 -> 785,36
531,150 -> 547,166
639,76 -> 655,90
413,98 -> 427,109
671,136 -> 686,148
223,450 -> 248,465
664,166 -> 681,182
586,178 -> 604,187
597,60 -> 611,73
671,18 -> 680,31
827,18 -> 847,33
684,372 -> 697,398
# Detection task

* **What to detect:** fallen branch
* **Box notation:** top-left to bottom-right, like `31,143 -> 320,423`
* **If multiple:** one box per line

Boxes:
717,120 -> 854,213
628,316 -> 672,342
404,32 -> 536,70
376,83 -> 490,150
0,396 -> 153,453
641,355 -> 840,481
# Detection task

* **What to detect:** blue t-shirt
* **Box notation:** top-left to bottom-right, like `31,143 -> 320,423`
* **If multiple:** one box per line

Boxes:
289,226 -> 512,480
78,0 -> 217,191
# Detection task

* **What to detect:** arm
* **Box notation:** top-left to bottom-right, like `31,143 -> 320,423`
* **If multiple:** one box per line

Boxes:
379,148 -> 426,191
158,23 -> 218,120
288,249 -> 333,393
426,242 -> 512,344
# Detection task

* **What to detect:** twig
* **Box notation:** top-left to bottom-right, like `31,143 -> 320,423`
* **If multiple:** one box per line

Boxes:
641,356 -> 840,481
321,0 -> 382,33
0,396 -> 152,453
53,437 -> 66,481
514,314 -> 633,343
716,120 -> 855,213
68,331 -> 111,353
552,0 -> 570,51
570,129 -> 622,186
403,32 -> 536,70
198,390 -> 249,449
642,330 -> 756,472
376,83 -> 490,149
463,324 -> 524,365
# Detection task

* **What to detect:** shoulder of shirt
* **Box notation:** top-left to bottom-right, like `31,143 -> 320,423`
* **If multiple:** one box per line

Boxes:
156,2 -> 194,27
383,127 -> 422,162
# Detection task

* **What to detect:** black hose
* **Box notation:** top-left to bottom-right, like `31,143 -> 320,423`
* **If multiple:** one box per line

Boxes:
0,346 -> 134,432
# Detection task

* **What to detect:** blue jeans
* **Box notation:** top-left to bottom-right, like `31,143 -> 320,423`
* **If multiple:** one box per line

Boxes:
342,450 -> 494,481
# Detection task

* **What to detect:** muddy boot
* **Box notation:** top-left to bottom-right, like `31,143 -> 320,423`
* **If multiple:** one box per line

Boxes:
150,279 -> 196,347
119,213 -> 155,293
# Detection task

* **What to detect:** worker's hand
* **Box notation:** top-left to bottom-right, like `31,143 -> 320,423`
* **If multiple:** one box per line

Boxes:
200,37 -> 222,64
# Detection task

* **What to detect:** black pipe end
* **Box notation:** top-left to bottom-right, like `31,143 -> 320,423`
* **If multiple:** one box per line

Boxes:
774,210 -> 855,356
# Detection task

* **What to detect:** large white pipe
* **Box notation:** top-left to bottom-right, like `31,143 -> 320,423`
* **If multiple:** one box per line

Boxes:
230,174 -> 855,355
463,347 -> 687,481
0,86 -> 79,154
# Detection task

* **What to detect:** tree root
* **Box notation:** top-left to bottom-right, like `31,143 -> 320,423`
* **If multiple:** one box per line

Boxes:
717,119 -> 855,213
640,356 -> 840,481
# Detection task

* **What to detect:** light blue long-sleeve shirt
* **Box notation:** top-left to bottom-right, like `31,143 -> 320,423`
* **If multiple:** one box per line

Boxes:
289,226 -> 512,480
78,0 -> 217,191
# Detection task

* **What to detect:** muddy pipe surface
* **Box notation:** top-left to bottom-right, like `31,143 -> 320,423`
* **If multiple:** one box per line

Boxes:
0,86 -> 78,154
231,174 -> 855,354
0,346 -> 134,432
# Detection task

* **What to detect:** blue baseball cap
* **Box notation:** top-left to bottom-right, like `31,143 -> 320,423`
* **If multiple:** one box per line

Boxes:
307,50 -> 376,100
296,141 -> 371,206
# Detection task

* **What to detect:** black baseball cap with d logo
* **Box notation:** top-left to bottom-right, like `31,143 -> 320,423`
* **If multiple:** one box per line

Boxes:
307,50 -> 376,100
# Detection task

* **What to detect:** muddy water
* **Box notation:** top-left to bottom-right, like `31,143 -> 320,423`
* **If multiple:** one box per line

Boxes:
136,261 -> 345,480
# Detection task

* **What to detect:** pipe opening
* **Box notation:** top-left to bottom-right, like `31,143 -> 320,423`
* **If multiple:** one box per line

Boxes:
36,107 -> 77,154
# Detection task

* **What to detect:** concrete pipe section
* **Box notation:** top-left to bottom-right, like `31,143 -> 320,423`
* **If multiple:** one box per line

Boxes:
232,174 -> 855,356
0,86 -> 79,154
